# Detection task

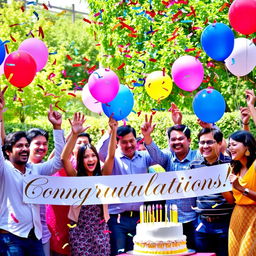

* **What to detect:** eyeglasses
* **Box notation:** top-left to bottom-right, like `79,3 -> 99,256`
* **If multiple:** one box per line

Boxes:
199,140 -> 216,146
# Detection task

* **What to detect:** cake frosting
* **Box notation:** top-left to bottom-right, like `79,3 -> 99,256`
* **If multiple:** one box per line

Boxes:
133,222 -> 188,255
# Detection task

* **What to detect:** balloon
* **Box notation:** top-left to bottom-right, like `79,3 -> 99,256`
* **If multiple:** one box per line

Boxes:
4,50 -> 37,88
18,38 -> 48,71
228,0 -> 256,35
144,71 -> 173,101
88,68 -> 120,103
201,23 -> 235,61
225,38 -> 256,77
193,89 -> 226,123
0,40 -> 6,66
102,84 -> 134,121
171,55 -> 204,92
82,84 -> 103,114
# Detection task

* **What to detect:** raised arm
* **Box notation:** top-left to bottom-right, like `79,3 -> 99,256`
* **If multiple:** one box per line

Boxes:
61,112 -> 89,176
0,86 -> 8,143
170,102 -> 182,125
240,106 -> 251,131
102,116 -> 118,175
245,89 -> 256,126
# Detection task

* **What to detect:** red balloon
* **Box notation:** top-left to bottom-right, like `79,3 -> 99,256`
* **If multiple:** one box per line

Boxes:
228,0 -> 256,35
4,50 -> 37,88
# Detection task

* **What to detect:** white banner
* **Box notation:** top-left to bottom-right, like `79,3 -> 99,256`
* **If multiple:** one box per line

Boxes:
23,163 -> 231,206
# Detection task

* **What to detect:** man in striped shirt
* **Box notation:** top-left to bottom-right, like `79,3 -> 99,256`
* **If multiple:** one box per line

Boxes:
190,128 -> 233,256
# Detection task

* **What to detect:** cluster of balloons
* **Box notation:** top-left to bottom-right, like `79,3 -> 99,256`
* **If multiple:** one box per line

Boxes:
1,38 -> 48,89
82,68 -> 134,121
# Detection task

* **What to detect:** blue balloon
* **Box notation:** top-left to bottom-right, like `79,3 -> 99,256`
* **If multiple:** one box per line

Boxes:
0,40 -> 6,65
193,89 -> 226,123
201,23 -> 235,61
102,84 -> 134,121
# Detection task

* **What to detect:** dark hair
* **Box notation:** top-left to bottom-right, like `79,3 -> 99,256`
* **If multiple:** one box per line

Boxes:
3,131 -> 30,160
76,144 -> 101,177
77,132 -> 92,144
229,130 -> 256,175
117,125 -> 136,141
197,128 -> 223,143
26,128 -> 49,142
167,125 -> 191,139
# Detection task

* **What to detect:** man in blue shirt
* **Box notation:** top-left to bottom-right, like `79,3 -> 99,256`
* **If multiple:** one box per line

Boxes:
142,114 -> 200,250
190,128 -> 233,256
97,124 -> 155,256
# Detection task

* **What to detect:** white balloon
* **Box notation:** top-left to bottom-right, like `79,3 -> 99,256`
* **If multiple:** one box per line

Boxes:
225,38 -> 256,77
0,53 -> 8,76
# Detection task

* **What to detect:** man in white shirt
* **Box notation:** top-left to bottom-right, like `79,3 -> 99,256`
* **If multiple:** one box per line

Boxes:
0,89 -> 65,256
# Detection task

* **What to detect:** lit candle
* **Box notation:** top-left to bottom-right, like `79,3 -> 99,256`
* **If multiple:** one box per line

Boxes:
147,205 -> 151,223
140,205 -> 144,223
156,204 -> 159,222
171,204 -> 178,223
143,205 -> 146,223
152,204 -> 155,223
165,204 -> 168,223
159,204 -> 162,222
169,204 -> 172,222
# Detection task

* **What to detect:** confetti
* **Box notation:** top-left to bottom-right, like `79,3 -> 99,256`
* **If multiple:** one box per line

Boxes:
38,26 -> 44,39
212,203 -> 219,208
66,55 -> 72,61
42,3 -> 48,10
103,230 -> 112,234
219,2 -> 230,12
149,58 -> 157,62
99,219 -> 105,224
117,63 -> 126,70
83,18 -> 92,24
10,34 -> 16,42
127,233 -> 133,237
68,93 -> 76,97
55,101 -> 66,113
10,213 -> 19,223
33,11 -> 39,20
62,243 -> 69,249
67,223 -> 77,228
88,65 -> 97,74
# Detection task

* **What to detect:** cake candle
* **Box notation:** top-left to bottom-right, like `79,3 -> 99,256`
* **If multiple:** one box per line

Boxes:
165,204 -> 168,223
140,205 -> 144,223
143,205 -> 146,223
152,204 -> 155,223
156,204 -> 159,222
171,204 -> 178,223
169,204 -> 172,222
147,205 -> 151,223
159,204 -> 162,222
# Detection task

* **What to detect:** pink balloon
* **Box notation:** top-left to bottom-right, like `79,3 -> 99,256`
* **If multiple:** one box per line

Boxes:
171,55 -> 204,92
19,38 -> 48,71
82,84 -> 103,114
88,68 -> 120,103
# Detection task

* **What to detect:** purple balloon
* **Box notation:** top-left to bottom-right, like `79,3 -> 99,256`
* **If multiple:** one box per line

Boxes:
171,55 -> 204,91
82,84 -> 103,114
88,68 -> 120,103
19,38 -> 48,72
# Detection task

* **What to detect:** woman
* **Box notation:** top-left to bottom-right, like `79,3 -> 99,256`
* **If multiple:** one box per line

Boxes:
61,112 -> 117,256
224,130 -> 256,256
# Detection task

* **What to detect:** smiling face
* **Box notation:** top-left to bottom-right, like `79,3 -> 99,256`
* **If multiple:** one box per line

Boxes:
118,132 -> 137,159
228,138 -> 247,161
29,135 -> 48,164
169,130 -> 191,160
7,137 -> 30,166
83,148 -> 98,176
199,132 -> 221,164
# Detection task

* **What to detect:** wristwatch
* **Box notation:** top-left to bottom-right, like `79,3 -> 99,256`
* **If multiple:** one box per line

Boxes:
243,188 -> 249,196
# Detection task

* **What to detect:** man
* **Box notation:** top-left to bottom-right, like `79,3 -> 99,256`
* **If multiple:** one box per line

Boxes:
0,87 -> 65,255
27,128 -> 51,256
190,128 -> 233,256
97,124 -> 155,256
142,114 -> 200,250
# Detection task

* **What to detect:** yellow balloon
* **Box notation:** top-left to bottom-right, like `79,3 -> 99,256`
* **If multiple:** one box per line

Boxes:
145,71 -> 173,101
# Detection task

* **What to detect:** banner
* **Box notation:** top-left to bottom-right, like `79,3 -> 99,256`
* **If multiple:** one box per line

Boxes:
23,163 -> 231,206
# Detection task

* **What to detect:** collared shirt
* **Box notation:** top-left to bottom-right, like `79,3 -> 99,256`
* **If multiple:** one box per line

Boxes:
190,153 -> 233,233
0,130 -> 65,240
145,141 -> 201,223
97,133 -> 155,214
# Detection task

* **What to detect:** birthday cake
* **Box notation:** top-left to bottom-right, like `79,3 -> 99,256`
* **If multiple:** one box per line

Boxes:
133,205 -> 188,255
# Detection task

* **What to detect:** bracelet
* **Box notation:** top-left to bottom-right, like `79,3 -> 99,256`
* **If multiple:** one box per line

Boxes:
242,122 -> 249,125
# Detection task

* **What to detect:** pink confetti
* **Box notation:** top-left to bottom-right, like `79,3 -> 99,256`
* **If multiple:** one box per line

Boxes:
103,230 -> 112,234
10,213 -> 19,223
99,219 -> 105,224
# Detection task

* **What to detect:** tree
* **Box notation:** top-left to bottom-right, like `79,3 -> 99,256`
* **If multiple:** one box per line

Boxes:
86,0 -> 255,113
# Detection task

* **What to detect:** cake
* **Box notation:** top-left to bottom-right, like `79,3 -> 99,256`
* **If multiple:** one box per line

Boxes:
133,222 -> 188,255
133,204 -> 188,255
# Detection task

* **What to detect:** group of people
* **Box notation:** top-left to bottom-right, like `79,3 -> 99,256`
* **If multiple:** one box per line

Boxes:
0,87 -> 255,256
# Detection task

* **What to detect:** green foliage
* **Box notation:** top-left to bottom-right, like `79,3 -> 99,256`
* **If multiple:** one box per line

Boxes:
0,1 -> 98,122
87,0 -> 255,113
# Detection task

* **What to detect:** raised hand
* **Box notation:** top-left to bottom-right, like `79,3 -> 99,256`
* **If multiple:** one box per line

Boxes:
170,102 -> 182,125
240,107 -> 250,126
68,112 -> 90,135
0,86 -> 8,111
141,114 -> 156,139
48,104 -> 62,129
245,89 -> 256,107
108,116 -> 118,132
197,118 -> 213,129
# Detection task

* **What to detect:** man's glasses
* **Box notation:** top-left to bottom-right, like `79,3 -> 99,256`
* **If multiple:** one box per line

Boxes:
199,140 -> 216,146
